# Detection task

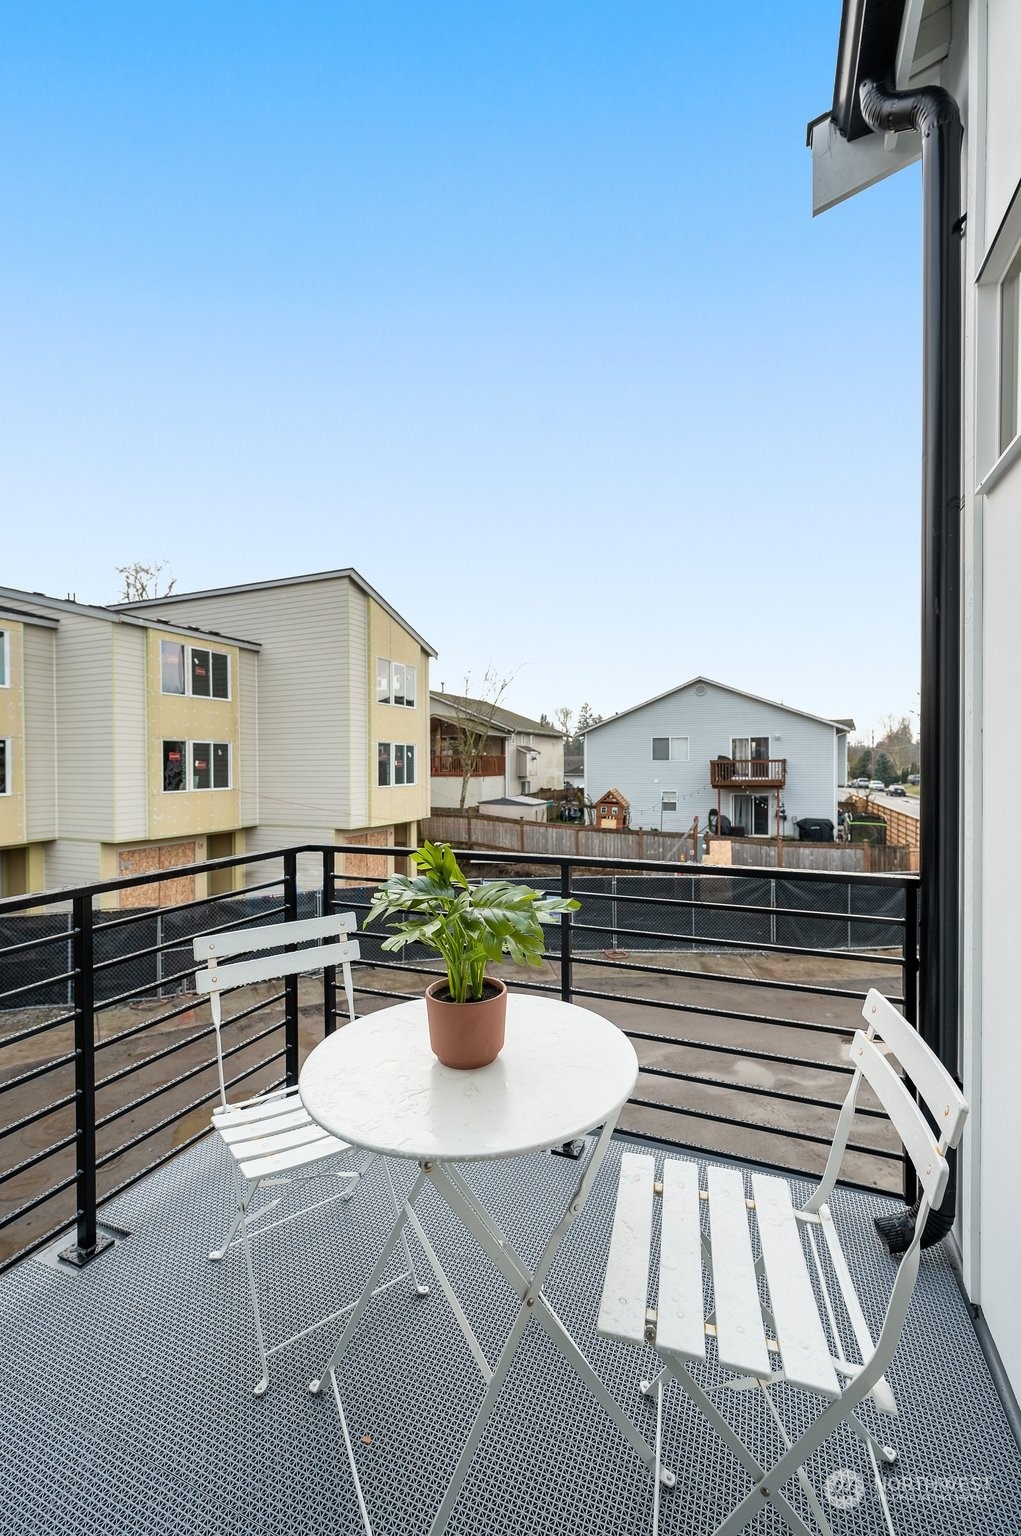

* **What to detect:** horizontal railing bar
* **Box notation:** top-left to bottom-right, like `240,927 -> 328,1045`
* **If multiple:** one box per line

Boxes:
0,969 -> 77,1006
566,984 -> 866,1033
0,1169 -> 77,1233
612,1127 -> 900,1197
0,925 -> 76,960
0,1008 -> 77,1053
98,1017 -> 285,1127
565,958 -> 890,1007
90,882 -> 286,937
572,921 -> 903,965
96,1025 -> 213,1093
566,972 -> 893,1019
96,1059 -> 288,1166
622,1022 -> 856,1069
0,1128 -> 78,1188
627,1092 -> 903,1160
567,884 -> 906,924
93,991 -> 211,1048
633,1060 -> 891,1120
0,1089 -> 77,1142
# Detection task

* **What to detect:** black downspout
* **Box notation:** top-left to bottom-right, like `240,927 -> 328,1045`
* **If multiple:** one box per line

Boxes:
858,80 -> 964,1251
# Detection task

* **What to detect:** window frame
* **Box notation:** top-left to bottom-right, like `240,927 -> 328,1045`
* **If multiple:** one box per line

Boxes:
0,738 -> 9,794
377,740 -> 417,787
652,736 -> 690,762
162,738 -> 232,792
375,657 -> 417,709
159,640 -> 231,700
0,629 -> 8,688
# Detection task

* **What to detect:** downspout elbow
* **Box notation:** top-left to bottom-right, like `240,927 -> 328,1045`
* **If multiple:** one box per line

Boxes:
859,79 -> 961,140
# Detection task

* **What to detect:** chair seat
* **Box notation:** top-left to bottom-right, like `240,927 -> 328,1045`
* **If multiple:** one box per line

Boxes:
212,1088 -> 358,1181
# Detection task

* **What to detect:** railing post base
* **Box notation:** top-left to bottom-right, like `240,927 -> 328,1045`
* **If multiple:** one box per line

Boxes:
550,1140 -> 586,1160
58,1231 -> 115,1268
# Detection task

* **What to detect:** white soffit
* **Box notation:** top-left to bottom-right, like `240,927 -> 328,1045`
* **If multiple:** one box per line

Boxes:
810,114 -> 921,216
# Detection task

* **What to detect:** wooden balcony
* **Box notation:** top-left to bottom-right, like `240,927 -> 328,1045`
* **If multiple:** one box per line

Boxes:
430,753 -> 505,778
709,757 -> 787,789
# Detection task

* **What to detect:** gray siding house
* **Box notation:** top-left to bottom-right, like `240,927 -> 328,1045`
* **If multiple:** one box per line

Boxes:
583,678 -> 851,838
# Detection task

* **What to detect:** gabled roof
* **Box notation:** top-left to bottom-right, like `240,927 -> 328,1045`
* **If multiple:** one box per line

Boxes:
581,677 -> 852,735
115,567 -> 436,657
594,787 -> 629,805
0,602 -> 59,629
430,692 -> 558,737
0,586 -> 260,649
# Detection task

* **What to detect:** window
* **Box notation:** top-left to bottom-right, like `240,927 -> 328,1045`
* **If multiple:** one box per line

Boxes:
652,736 -> 690,761
161,641 -> 185,694
1000,245 -> 1021,452
0,630 -> 8,687
163,740 -> 185,791
163,740 -> 231,791
378,741 -> 416,786
661,791 -> 677,812
376,658 -> 417,708
160,641 -> 230,699
0,740 -> 8,793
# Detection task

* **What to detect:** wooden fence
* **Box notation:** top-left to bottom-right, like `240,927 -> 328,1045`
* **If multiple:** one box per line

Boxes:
843,796 -> 920,851
720,838 -> 917,874
420,812 -> 698,863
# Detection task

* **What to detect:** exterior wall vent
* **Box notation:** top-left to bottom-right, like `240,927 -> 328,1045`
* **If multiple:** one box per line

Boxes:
694,684 -> 708,696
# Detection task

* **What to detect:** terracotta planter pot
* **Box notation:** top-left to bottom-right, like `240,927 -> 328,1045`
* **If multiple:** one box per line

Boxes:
424,977 -> 507,1069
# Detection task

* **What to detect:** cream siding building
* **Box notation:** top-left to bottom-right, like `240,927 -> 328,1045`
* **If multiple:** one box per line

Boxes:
118,568 -> 435,884
0,587 -> 259,902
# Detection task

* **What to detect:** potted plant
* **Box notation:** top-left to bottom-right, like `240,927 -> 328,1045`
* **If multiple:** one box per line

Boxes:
364,841 -> 580,1069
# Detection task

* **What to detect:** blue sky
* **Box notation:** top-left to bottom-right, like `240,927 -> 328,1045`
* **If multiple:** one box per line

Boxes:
0,2 -> 922,740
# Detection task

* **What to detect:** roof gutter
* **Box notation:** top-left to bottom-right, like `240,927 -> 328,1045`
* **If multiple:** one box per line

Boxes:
858,76 -> 964,1252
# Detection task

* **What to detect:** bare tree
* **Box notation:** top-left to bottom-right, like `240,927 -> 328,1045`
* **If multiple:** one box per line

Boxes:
115,561 -> 177,602
443,668 -> 515,811
553,706 -> 574,749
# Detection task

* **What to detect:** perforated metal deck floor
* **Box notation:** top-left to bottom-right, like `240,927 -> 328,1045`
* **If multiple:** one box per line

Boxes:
1,1135 -> 1018,1536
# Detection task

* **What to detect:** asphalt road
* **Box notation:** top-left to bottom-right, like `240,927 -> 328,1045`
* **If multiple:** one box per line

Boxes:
842,787 -> 920,818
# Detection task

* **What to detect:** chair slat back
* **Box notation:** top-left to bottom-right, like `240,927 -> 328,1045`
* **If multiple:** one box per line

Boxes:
851,1030 -> 950,1206
195,938 -> 361,997
192,912 -> 357,966
861,988 -> 967,1151
192,915 -> 361,1107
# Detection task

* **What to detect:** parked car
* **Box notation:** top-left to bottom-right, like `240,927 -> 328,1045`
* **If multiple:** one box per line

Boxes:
868,779 -> 885,791
887,784 -> 907,797
853,777 -> 870,788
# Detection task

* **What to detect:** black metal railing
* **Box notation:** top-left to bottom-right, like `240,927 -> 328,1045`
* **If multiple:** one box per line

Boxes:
0,842 -> 918,1272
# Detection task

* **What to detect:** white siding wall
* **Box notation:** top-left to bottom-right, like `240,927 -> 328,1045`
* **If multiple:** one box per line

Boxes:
238,648 -> 259,827
584,684 -> 840,833
44,838 -> 102,889
23,625 -> 57,841
112,624 -> 147,842
431,773 -> 506,810
53,612 -> 116,839
345,583 -> 369,826
964,0 -> 1021,1400
514,734 -> 563,791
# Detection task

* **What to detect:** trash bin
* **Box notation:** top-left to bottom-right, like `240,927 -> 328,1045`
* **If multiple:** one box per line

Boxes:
796,817 -> 835,843
846,815 -> 887,846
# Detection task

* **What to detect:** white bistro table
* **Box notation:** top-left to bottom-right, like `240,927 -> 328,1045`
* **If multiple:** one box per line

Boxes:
299,993 -> 670,1536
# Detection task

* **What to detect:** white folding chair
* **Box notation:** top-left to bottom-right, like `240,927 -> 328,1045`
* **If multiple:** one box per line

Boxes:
193,913 -> 428,1396
598,987 -> 968,1536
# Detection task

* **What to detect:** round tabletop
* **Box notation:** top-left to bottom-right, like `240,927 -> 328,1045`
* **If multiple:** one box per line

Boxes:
299,994 -> 638,1162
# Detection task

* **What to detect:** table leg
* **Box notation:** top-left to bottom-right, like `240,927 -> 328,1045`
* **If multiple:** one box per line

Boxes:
424,1112 -> 666,1536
